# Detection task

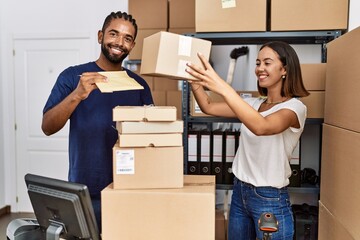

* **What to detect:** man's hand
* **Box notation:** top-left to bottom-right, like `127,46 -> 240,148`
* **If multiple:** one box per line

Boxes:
75,72 -> 108,100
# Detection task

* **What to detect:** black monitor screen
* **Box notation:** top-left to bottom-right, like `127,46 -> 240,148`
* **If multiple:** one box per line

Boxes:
25,173 -> 100,240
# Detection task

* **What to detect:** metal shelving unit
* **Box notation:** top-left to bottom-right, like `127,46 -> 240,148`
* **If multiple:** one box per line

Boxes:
182,30 -> 340,191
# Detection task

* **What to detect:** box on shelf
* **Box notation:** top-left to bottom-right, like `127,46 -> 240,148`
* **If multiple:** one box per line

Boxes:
195,0 -> 266,32
112,145 -> 183,189
116,120 -> 183,134
300,91 -> 325,119
113,106 -> 177,122
101,175 -> 215,240
271,0 -> 349,31
117,133 -> 183,147
169,0 -> 195,29
166,90 -> 182,120
325,26 -> 360,133
129,0 -> 168,29
190,91 -> 259,117
129,29 -> 166,60
151,91 -> 166,106
301,63 -> 326,91
140,31 -> 212,80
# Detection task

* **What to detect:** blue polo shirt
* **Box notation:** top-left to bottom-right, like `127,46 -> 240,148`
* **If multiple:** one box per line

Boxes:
43,62 -> 153,197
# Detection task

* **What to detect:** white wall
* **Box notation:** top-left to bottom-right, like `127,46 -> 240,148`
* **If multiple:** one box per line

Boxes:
349,0 -> 360,31
0,0 -> 129,211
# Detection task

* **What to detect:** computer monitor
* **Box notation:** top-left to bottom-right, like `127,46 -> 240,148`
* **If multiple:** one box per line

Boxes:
25,173 -> 100,240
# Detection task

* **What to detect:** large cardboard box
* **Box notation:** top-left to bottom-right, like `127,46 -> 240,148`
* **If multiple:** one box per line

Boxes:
301,63 -> 326,91
271,0 -> 349,31
113,106 -> 177,122
153,76 -> 180,91
102,175 -> 216,240
140,31 -> 212,80
113,146 -> 183,189
325,26 -> 360,133
129,29 -> 166,60
318,201 -> 355,240
129,0 -> 168,29
300,91 -> 325,119
116,120 -> 183,134
151,91 -> 166,106
169,0 -> 195,29
195,0 -> 266,32
320,124 -> 360,238
117,133 -> 183,147
166,90 -> 183,120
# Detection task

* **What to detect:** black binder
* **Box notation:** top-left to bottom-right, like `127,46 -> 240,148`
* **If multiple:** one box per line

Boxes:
211,130 -> 224,184
289,141 -> 301,187
199,130 -> 211,175
224,130 -> 240,184
187,130 -> 200,175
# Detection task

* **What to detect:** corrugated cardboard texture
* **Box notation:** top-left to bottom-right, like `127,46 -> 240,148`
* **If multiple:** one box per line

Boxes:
116,120 -> 183,134
271,0 -> 349,31
129,0 -> 168,29
117,133 -> 183,147
325,26 -> 360,133
113,106 -> 177,122
102,175 -> 215,240
301,63 -> 326,91
300,91 -> 325,119
320,124 -> 360,238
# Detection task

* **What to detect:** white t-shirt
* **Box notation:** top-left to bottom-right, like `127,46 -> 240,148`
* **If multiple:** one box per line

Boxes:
232,97 -> 307,188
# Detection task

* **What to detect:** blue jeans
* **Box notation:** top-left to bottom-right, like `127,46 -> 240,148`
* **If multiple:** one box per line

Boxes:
228,178 -> 294,240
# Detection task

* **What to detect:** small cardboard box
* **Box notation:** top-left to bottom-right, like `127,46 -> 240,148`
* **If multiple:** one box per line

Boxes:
271,0 -> 349,31
118,133 -> 183,147
129,29 -> 166,60
301,63 -> 326,91
195,0 -> 266,32
102,175 -> 215,240
112,145 -> 183,189
169,0 -> 195,28
300,91 -> 325,119
113,106 -> 177,122
129,0 -> 168,29
116,120 -> 183,134
140,31 -> 212,80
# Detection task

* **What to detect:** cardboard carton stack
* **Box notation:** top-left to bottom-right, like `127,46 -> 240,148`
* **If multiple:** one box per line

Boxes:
101,105 -> 216,240
318,26 -> 360,240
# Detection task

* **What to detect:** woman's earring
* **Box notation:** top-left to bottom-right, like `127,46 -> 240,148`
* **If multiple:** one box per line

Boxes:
282,75 -> 286,79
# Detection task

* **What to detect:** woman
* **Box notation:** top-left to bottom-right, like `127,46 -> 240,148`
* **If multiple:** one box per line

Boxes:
185,41 -> 309,240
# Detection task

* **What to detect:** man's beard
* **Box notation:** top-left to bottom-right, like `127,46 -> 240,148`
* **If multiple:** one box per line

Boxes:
101,43 -> 129,64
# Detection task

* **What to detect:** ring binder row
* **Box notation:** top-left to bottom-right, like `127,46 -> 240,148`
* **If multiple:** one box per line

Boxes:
187,129 -> 302,187
186,129 -> 240,185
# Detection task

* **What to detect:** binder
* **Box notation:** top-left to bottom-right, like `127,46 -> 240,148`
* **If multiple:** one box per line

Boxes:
224,130 -> 240,184
211,130 -> 224,184
199,130 -> 211,175
187,130 -> 200,175
289,141 -> 301,187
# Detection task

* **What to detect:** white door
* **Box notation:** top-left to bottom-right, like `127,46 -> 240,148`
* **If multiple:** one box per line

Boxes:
14,36 -> 92,212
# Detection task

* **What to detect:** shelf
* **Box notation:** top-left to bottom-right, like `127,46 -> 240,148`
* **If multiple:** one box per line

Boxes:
184,30 -> 342,45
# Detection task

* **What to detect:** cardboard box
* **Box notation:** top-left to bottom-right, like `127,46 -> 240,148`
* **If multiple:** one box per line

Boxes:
325,26 -> 360,133
168,28 -> 196,35
271,0 -> 349,31
116,120 -> 183,134
190,91 -> 259,117
102,175 -> 216,240
140,31 -> 212,80
113,146 -> 183,189
151,91 -> 166,106
153,76 -> 180,91
320,124 -> 360,238
318,201 -> 355,240
169,0 -> 195,28
129,0 -> 168,29
113,106 -> 177,121
300,91 -> 325,119
118,133 -> 183,147
129,29 -> 166,60
215,209 -> 226,240
301,63 -> 326,91
195,0 -> 266,32
166,90 -> 183,120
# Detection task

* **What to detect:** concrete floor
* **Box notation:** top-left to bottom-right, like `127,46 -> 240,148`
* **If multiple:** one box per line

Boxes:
0,212 -> 35,240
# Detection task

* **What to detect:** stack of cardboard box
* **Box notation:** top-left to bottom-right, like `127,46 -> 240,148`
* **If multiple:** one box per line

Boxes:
101,105 -> 216,240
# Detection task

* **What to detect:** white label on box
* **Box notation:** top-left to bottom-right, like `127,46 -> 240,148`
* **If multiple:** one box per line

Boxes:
116,149 -> 135,175
178,35 -> 192,56
222,0 -> 236,8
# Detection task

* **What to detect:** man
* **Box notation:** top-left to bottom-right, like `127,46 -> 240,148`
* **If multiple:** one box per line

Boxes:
41,11 -> 153,230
